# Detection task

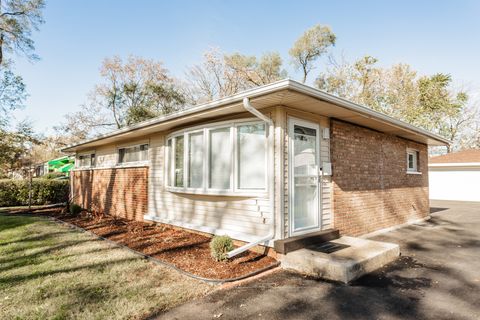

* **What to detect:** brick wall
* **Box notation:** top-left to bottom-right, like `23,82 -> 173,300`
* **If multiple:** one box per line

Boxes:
71,167 -> 148,221
331,120 -> 429,236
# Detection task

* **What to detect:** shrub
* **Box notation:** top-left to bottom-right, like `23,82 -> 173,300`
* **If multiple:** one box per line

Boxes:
210,235 -> 234,262
0,179 -> 69,207
69,203 -> 82,215
43,172 -> 66,180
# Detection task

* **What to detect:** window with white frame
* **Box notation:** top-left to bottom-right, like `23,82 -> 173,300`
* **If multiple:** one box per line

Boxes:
118,144 -> 149,164
77,153 -> 95,168
166,120 -> 267,194
406,149 -> 419,172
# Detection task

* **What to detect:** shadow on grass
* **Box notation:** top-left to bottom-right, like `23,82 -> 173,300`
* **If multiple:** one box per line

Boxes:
0,244 -> 115,273
0,238 -> 101,262
0,231 -> 72,247
0,256 -> 140,288
0,215 -> 37,233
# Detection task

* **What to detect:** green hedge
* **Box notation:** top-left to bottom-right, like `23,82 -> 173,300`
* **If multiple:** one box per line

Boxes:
0,179 -> 70,207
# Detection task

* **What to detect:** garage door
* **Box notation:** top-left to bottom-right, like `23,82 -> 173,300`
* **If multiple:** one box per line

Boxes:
429,166 -> 480,202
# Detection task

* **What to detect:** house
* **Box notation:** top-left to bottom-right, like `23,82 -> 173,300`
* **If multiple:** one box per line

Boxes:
429,149 -> 480,202
62,79 -> 448,256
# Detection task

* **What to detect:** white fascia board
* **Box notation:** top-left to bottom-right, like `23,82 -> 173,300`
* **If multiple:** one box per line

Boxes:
62,78 -> 449,152
61,79 -> 291,152
429,162 -> 480,167
287,80 -> 450,146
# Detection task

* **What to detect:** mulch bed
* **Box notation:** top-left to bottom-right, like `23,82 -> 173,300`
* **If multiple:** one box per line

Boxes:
16,208 -> 278,280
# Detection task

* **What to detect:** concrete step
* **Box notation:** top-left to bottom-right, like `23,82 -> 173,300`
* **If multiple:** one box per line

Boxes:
279,236 -> 400,283
273,229 -> 340,254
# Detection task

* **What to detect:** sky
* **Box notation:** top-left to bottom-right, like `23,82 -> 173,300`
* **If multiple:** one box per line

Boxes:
11,0 -> 480,133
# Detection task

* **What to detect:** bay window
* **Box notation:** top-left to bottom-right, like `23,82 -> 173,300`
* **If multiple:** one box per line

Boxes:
166,120 -> 267,194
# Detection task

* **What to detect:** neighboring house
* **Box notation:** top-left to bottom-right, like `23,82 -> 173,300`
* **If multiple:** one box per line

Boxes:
62,79 -> 448,253
429,149 -> 480,202
34,162 -> 49,177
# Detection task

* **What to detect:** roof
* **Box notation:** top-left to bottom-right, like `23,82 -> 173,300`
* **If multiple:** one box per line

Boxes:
62,79 -> 450,152
429,149 -> 480,165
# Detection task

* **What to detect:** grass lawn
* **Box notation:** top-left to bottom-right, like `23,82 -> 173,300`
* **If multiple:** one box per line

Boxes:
0,215 -> 213,319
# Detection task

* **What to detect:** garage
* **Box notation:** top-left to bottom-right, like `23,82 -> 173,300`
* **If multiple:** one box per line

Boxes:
429,149 -> 480,202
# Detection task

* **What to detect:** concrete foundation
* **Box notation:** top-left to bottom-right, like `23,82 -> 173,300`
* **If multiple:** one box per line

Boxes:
279,236 -> 400,283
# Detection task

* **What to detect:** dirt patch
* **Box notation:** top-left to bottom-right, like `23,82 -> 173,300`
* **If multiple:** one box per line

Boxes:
25,208 -> 277,280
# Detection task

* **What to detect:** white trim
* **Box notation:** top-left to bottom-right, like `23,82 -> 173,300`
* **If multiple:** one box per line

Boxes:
288,116 -> 322,237
165,186 -> 267,198
406,171 -> 422,175
429,162 -> 480,167
114,160 -> 149,168
143,214 -> 274,247
72,163 -> 148,172
116,140 -> 150,149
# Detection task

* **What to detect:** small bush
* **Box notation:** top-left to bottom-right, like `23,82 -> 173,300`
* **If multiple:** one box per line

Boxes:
210,235 -> 234,262
0,179 -> 69,207
69,203 -> 82,215
43,172 -> 66,180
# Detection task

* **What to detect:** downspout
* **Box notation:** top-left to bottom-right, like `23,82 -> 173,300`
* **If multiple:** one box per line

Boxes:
227,97 -> 275,258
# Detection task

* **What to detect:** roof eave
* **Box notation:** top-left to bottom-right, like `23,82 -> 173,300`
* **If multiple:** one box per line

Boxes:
62,79 -> 449,152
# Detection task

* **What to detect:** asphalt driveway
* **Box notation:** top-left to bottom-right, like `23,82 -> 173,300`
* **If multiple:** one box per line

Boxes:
160,200 -> 480,320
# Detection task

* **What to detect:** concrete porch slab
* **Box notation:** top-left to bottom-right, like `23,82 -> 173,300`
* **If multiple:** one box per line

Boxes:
279,236 -> 400,283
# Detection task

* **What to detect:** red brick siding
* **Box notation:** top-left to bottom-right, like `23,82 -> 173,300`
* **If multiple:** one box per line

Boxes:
71,167 -> 148,221
331,120 -> 429,236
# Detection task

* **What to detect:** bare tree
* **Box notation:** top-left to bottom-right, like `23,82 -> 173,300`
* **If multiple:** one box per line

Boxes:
187,48 -> 286,102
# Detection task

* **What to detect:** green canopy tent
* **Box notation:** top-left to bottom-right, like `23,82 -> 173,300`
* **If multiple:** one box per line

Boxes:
47,156 -> 75,176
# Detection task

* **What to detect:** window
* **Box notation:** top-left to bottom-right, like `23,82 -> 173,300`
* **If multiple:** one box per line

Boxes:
237,123 -> 266,189
118,144 -> 149,164
209,127 -> 232,189
188,132 -> 204,188
174,136 -> 184,187
166,120 -> 267,194
77,153 -> 95,168
407,149 -> 419,172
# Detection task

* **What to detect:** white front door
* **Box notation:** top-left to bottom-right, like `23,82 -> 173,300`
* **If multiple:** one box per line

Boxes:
288,117 -> 321,236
